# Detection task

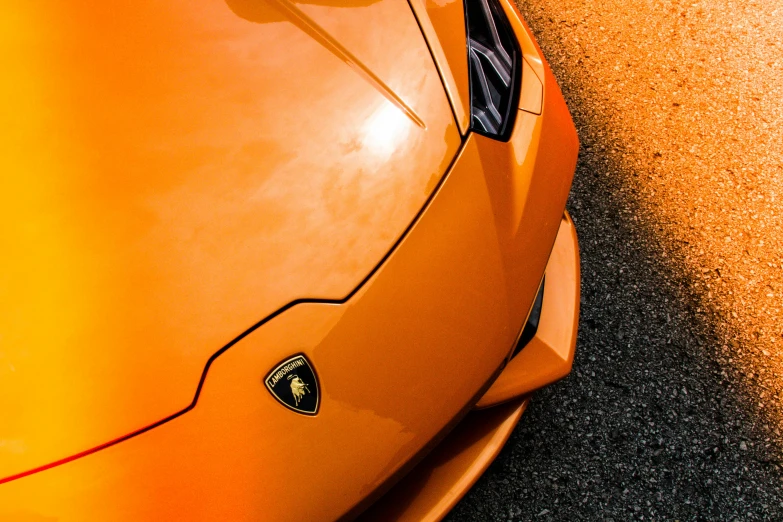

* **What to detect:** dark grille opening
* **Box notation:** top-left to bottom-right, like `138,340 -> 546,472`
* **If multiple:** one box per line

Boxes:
465,0 -> 521,141
512,276 -> 544,358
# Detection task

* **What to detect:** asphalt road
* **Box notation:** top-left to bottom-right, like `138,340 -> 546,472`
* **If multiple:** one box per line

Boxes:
448,0 -> 783,520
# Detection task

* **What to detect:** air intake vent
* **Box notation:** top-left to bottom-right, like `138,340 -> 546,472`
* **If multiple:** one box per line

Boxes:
465,0 -> 521,140
513,276 -> 545,358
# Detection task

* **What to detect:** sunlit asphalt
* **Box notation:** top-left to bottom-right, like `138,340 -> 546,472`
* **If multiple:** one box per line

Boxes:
449,0 -> 783,519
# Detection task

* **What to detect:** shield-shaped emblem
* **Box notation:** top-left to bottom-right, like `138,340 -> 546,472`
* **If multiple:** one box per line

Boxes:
264,354 -> 319,415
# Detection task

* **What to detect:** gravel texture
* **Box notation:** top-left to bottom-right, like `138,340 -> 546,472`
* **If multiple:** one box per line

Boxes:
448,0 -> 783,520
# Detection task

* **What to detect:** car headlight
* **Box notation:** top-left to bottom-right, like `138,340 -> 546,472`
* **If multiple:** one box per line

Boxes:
465,0 -> 521,140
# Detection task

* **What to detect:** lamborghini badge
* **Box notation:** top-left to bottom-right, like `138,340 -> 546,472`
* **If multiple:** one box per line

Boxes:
264,354 -> 319,415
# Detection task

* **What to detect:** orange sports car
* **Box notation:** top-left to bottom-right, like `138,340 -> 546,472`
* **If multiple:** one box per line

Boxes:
0,0 -> 579,520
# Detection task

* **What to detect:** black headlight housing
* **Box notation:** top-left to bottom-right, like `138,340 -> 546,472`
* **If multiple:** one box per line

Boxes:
465,0 -> 521,141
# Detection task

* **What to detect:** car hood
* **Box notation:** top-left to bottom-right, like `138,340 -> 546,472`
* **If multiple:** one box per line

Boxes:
0,0 -> 459,480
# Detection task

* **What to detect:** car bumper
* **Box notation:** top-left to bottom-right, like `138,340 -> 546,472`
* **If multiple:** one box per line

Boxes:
0,4 -> 579,520
360,212 -> 579,522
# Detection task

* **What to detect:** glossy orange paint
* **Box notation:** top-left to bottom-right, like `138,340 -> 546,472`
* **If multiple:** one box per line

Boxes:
476,213 -> 580,408
361,399 -> 530,522
0,0 -> 458,480
364,213 -> 580,522
408,0 -> 471,132
0,0 -> 579,519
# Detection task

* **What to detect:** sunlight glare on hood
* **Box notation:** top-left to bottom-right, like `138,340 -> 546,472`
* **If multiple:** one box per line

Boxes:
361,102 -> 412,159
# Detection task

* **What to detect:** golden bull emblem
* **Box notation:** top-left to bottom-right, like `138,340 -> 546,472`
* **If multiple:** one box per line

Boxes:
265,354 -> 319,415
288,374 -> 310,406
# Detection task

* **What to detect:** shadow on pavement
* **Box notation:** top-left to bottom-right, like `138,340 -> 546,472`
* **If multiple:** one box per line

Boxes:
449,3 -> 783,520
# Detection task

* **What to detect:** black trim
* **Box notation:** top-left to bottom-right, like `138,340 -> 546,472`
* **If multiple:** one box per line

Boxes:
512,276 -> 545,358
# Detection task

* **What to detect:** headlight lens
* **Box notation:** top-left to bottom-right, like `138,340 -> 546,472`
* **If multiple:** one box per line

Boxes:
465,0 -> 520,140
